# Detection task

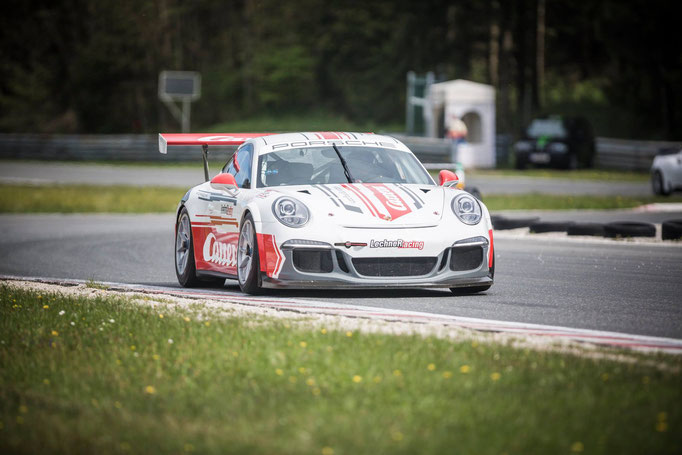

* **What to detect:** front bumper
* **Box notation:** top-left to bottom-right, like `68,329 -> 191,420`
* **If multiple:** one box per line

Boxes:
261,240 -> 493,290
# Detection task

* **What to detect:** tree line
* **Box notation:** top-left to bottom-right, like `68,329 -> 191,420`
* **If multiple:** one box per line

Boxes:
0,0 -> 679,139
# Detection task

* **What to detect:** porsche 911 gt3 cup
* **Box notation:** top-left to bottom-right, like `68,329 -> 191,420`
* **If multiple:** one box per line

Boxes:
159,132 -> 494,295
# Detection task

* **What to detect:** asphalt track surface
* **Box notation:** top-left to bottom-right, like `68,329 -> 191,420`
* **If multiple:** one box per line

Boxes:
2,213 -> 681,340
0,161 -> 653,196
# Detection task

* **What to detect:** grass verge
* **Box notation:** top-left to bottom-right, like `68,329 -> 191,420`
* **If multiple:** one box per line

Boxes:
468,168 -> 651,183
0,184 -> 185,213
3,183 -> 682,213
1,283 -> 681,454
481,193 -> 682,211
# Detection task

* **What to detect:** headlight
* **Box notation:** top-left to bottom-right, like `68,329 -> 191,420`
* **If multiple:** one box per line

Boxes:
451,194 -> 482,225
548,142 -> 568,153
272,197 -> 310,228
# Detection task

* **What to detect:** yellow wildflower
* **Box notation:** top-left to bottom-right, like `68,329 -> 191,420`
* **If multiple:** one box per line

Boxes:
312,387 -> 321,396
373,376 -> 383,383
320,328 -> 327,334
152,354 -> 160,360
130,345 -> 136,351
232,351 -> 239,357
352,375 -> 363,383
51,330 -> 59,336
306,378 -> 316,386
442,371 -> 453,379
43,305 -> 49,309
204,321 -> 210,327
159,314 -> 164,319
491,372 -> 501,381
43,378 -> 50,385
184,317 -> 190,322
289,376 -> 297,383
656,422 -> 668,432
321,447 -> 334,455
391,431 -> 404,442
298,367 -> 307,374
275,368 -> 283,376
346,331 -> 353,337
114,401 -> 122,409
144,385 -> 156,395
460,365 -> 470,374
393,369 -> 402,377
18,405 -> 28,414
427,363 -> 436,371
570,441 -> 584,452
299,341 -> 307,348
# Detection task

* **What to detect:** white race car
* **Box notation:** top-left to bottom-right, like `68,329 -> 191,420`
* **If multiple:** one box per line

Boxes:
160,132 -> 494,295
651,148 -> 682,196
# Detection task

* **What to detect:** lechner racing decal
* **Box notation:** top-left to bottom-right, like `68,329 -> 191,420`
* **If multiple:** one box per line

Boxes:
369,239 -> 425,250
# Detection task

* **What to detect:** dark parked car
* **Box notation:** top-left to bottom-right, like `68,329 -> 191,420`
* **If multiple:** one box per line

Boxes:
513,116 -> 595,169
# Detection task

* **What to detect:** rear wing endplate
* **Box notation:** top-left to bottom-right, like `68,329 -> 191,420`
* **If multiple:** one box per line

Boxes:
158,133 -> 274,181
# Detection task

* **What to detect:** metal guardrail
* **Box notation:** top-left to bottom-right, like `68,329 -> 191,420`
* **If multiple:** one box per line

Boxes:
595,138 -> 681,172
0,133 -> 680,171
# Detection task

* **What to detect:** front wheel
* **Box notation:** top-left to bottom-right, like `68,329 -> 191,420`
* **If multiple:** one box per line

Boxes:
175,207 -> 201,287
237,213 -> 263,294
652,170 -> 670,196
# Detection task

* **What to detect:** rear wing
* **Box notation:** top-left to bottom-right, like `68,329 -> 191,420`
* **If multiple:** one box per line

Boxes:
158,133 -> 274,181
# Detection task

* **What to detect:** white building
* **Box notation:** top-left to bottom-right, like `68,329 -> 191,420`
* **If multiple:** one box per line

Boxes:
426,79 -> 496,168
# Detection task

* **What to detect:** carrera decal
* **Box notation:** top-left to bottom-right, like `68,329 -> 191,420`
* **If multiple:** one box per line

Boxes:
257,233 -> 284,278
345,184 -> 413,221
192,228 -> 238,275
342,184 -> 380,217
488,229 -> 494,268
314,185 -> 363,213
369,239 -> 425,250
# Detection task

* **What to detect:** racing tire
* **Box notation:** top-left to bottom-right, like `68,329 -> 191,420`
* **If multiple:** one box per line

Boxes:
175,207 -> 201,287
652,170 -> 670,196
662,219 -> 682,240
450,253 -> 494,295
567,223 -> 605,236
237,213 -> 263,295
529,221 -> 574,233
491,215 -> 540,230
603,222 -> 656,238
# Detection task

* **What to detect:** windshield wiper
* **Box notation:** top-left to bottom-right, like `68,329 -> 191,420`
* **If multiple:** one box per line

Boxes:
332,144 -> 354,183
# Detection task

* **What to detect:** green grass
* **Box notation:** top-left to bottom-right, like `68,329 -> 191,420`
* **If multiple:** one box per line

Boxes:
482,193 -> 682,211
1,284 -> 680,454
0,184 -> 185,213
468,168 -> 650,183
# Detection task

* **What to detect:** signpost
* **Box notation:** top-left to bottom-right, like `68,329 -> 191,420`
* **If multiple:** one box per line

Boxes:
158,71 -> 201,133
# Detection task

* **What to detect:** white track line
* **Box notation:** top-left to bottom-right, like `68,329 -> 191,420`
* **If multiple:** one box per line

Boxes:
3,274 -> 682,354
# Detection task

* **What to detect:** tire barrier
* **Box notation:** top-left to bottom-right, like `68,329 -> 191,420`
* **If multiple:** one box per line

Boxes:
566,223 -> 606,236
662,219 -> 682,240
490,215 -> 540,230
603,222 -> 656,238
529,221 -> 574,233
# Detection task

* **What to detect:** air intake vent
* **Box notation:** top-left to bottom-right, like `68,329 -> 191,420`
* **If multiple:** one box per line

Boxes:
293,249 -> 333,273
449,246 -> 483,271
352,257 -> 437,277
335,250 -> 350,273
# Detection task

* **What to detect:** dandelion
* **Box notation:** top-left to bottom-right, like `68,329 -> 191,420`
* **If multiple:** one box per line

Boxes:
570,441 -> 584,452
275,368 -> 283,376
152,354 -> 160,360
427,363 -> 436,371
391,431 -> 404,442
144,385 -> 156,395
312,387 -> 321,396
159,314 -> 164,319
321,447 -> 334,455
306,378 -> 316,386
373,376 -> 382,383
51,330 -> 59,336
299,341 -> 307,348
442,371 -> 453,379
43,378 -> 50,385
204,321 -> 210,327
109,319 -> 115,323
59,310 -> 66,316
320,328 -> 327,334
130,345 -> 136,351
298,367 -> 307,374
346,331 -> 353,337
183,317 -> 190,322
288,376 -> 297,383
393,369 -> 402,377
459,365 -> 470,374
43,305 -> 49,309
114,401 -> 122,409
656,421 -> 668,432
491,372 -> 501,381
352,375 -> 363,383
38,295 -> 42,299
168,339 -> 174,344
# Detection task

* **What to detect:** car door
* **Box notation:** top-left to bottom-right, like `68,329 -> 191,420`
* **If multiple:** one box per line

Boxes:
195,144 -> 254,277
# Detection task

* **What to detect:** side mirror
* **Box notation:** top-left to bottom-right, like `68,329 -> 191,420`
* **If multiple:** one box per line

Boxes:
439,169 -> 459,188
210,173 -> 238,193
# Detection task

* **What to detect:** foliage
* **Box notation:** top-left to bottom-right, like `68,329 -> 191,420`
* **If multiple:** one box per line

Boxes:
1,284 -> 681,454
0,0 -> 679,138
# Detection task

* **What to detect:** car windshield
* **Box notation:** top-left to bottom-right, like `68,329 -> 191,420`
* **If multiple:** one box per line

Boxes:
526,119 -> 567,138
257,146 -> 433,187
